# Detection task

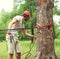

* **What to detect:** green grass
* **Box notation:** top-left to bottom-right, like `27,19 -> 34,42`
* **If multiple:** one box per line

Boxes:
54,39 -> 60,57
0,39 -> 60,59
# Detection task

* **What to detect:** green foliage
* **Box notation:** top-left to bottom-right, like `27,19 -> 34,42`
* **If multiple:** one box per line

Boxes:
53,0 -> 60,15
0,10 -> 10,29
53,6 -> 60,15
0,0 -> 36,40
54,23 -> 60,39
0,0 -> 60,40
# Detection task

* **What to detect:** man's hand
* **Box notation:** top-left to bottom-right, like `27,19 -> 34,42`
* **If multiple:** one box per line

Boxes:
33,34 -> 40,39
36,23 -> 43,30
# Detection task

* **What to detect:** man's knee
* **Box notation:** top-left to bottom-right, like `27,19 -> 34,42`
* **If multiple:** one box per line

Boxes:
16,52 -> 21,59
16,52 -> 21,56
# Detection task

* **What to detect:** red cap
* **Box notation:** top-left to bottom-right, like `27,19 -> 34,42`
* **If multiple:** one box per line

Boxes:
23,11 -> 30,17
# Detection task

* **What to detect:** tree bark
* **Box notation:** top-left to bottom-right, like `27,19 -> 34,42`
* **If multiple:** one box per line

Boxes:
33,0 -> 57,59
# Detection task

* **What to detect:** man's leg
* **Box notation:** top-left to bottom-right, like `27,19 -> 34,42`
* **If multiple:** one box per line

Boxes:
16,53 -> 21,59
7,41 -> 14,59
8,54 -> 13,59
15,40 -> 21,59
7,40 -> 14,59
6,34 -> 14,59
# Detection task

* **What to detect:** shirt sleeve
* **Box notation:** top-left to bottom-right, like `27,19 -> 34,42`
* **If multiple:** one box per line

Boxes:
13,16 -> 20,21
20,19 -> 25,28
22,23 -> 25,28
14,15 -> 25,28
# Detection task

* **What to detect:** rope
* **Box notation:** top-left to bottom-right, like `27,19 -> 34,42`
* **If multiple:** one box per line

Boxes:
21,41 -> 35,59
0,23 -> 53,31
0,27 -> 36,31
0,27 -> 36,34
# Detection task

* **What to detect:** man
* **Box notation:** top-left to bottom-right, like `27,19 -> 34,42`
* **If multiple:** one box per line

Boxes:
6,11 -> 37,59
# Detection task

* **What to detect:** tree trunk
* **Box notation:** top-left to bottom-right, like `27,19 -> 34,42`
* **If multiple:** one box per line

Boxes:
33,0 -> 57,59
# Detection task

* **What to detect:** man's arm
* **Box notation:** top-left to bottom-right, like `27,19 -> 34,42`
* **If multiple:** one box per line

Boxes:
21,29 -> 35,38
7,18 -> 18,34
8,18 -> 18,29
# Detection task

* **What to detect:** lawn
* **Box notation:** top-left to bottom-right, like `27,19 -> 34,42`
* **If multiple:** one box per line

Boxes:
0,39 -> 60,59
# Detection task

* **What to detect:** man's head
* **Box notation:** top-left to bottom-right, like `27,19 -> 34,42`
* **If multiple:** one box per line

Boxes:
22,11 -> 31,21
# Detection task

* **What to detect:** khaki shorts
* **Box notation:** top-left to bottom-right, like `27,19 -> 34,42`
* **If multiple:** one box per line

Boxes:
6,34 -> 21,54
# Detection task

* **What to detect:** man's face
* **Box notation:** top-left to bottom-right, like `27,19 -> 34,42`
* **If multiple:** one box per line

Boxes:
25,17 -> 30,21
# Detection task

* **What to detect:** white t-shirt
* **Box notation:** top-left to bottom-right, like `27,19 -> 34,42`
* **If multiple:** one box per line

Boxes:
10,15 -> 25,37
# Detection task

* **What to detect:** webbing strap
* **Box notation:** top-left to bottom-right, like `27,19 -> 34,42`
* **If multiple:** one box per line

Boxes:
37,23 -> 53,30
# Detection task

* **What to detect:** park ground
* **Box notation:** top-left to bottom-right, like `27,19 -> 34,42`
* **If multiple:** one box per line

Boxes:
0,39 -> 60,59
